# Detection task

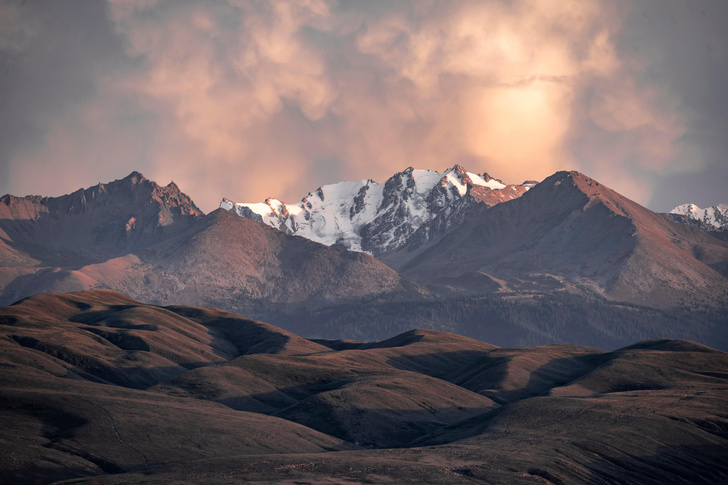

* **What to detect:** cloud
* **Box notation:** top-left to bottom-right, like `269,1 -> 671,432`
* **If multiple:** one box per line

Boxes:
0,1 -> 36,52
1,0 -> 707,211
104,0 -> 339,205
0,0 -> 139,192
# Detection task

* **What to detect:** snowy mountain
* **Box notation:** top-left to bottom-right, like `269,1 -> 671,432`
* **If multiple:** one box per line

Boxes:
2,170 -> 726,349
670,203 -> 728,229
221,165 -> 533,256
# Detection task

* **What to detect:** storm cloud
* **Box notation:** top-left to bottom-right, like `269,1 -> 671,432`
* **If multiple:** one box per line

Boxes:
1,0 -> 726,212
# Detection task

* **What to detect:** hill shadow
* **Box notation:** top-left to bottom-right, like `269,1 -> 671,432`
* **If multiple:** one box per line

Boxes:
164,308 -> 296,357
309,338 -> 367,351
216,379 -> 352,414
202,378 -> 497,449
385,350 -> 497,381
481,353 -> 609,404
387,350 -> 609,405
9,334 -> 209,389
580,443 -> 728,484
275,402 -> 497,449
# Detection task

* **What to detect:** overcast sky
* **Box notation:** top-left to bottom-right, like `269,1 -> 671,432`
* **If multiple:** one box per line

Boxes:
1,0 -> 726,213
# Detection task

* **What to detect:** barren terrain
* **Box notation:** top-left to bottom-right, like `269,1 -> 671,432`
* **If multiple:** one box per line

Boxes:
1,290 -> 726,484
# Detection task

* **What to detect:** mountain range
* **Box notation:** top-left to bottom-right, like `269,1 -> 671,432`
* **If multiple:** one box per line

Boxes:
1,289 -> 726,484
222,167 -> 728,309
1,167 -> 727,350
668,203 -> 728,243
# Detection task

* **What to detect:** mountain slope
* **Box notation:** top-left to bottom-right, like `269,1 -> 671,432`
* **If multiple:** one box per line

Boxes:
0,171 -> 203,303
0,289 -> 329,388
124,209 -> 415,311
400,171 -> 728,309
222,165 -> 533,256
0,290 -> 355,482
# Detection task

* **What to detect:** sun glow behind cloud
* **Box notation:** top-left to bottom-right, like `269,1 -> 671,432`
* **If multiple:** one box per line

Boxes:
2,0 -> 711,212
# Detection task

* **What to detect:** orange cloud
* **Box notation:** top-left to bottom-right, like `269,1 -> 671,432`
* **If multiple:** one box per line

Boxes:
5,0 -> 691,210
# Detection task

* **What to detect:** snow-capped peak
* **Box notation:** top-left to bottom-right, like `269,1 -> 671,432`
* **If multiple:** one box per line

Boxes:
670,203 -> 728,229
221,165 -> 533,255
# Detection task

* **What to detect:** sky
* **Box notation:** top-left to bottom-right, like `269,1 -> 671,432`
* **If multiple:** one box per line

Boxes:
0,0 -> 726,213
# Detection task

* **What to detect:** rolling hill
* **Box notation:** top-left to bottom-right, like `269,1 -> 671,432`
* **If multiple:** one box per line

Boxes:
1,290 -> 726,484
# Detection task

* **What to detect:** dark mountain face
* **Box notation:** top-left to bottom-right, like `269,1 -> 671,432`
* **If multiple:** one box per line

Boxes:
398,171 -> 728,310
267,291 -> 728,351
1,290 -> 727,484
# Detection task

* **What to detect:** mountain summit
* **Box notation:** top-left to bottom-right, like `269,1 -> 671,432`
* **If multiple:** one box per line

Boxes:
221,165 -> 533,256
400,171 -> 728,309
0,171 -> 203,265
